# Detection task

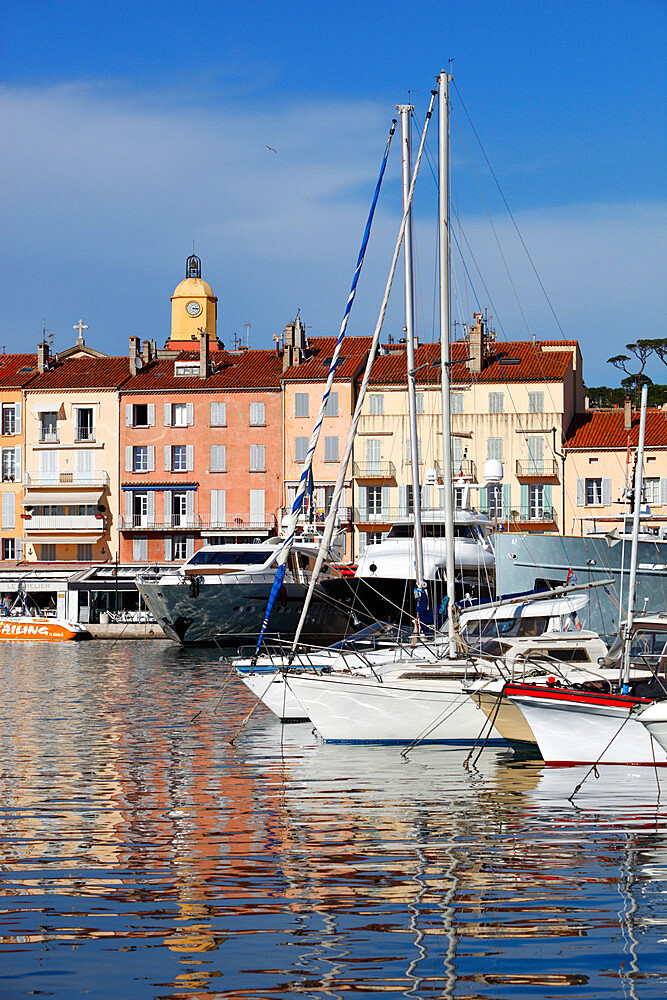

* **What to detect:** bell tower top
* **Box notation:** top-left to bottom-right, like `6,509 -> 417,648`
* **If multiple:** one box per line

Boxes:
168,253 -> 220,350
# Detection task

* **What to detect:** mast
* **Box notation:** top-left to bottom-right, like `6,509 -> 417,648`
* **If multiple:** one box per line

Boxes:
621,382 -> 648,693
438,70 -> 457,658
398,104 -> 426,603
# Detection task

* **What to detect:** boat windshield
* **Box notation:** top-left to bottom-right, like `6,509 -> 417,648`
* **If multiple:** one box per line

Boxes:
464,615 -> 550,642
604,628 -> 667,673
387,523 -> 478,539
187,550 -> 272,567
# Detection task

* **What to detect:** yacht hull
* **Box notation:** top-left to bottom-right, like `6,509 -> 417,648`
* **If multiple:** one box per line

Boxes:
637,702 -> 667,754
286,671 -> 504,744
238,671 -> 310,722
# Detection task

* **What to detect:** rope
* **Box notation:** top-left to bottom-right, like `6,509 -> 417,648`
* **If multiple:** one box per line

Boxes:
463,684 -> 504,770
568,711 -> 635,800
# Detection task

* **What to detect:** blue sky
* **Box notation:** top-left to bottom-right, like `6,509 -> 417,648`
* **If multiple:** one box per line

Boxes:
1,0 -> 664,383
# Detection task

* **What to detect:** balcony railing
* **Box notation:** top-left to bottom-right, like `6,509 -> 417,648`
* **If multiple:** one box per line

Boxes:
480,505 -> 557,525
516,459 -> 559,478
74,427 -> 96,443
38,432 -> 59,444
279,507 -> 352,527
352,461 -> 396,480
201,514 -> 277,532
120,513 -> 278,532
24,471 -> 110,488
24,515 -> 105,532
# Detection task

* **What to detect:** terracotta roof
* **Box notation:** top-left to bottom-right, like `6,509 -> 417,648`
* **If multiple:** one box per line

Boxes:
281,337 -> 371,381
565,409 -> 667,450
0,354 -> 39,387
121,349 -> 284,392
368,340 -> 577,385
27,356 -> 132,390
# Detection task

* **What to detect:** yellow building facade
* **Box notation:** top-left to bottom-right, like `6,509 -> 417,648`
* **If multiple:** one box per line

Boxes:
0,355 -> 37,563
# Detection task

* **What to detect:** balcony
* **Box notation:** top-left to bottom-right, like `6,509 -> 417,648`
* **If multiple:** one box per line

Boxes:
38,432 -> 59,444
447,459 -> 476,481
480,505 -> 557,526
24,471 -> 110,488
352,461 -> 396,480
74,427 -> 96,443
121,515 -> 199,531
24,515 -> 105,533
516,459 -> 559,479
279,507 -> 352,527
200,514 -> 277,533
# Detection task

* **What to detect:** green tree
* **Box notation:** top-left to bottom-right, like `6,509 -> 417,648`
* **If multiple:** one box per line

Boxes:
607,339 -> 666,404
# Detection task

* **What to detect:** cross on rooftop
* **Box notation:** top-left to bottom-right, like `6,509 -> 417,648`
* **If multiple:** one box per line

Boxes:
73,319 -> 88,342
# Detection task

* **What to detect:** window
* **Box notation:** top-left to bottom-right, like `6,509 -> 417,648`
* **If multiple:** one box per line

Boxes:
367,532 -> 382,546
2,492 -> 14,529
250,444 -> 266,471
171,445 -> 187,472
529,484 -> 545,519
2,405 -> 16,435
175,363 -> 199,377
416,393 -> 424,415
173,536 -> 188,560
366,439 -> 382,474
487,483 -> 504,519
295,393 -> 309,418
172,403 -> 188,427
295,437 -> 308,463
132,537 -> 148,561
250,402 -> 265,425
645,478 -> 661,505
405,438 -> 422,463
2,538 -> 15,560
369,394 -> 384,416
488,392 -> 504,414
528,392 -> 544,414
77,544 -> 93,561
210,445 -> 226,472
454,487 -> 465,509
527,436 -> 544,473
133,403 -> 148,427
324,392 -> 338,417
172,491 -> 188,526
75,407 -> 94,441
134,446 -> 149,473
367,486 -> 383,515
586,478 -> 603,506
41,544 -> 57,561
2,449 -> 16,482
39,412 -> 58,443
324,436 -> 338,462
406,485 -> 414,515
450,393 -> 464,414
487,438 -> 503,461
210,401 -> 226,426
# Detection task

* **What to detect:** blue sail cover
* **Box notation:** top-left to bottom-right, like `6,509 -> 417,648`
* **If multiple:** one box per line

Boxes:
253,120 -> 397,657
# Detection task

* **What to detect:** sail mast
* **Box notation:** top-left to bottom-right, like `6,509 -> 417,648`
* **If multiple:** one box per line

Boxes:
398,103 -> 426,602
621,382 -> 648,692
438,70 -> 457,657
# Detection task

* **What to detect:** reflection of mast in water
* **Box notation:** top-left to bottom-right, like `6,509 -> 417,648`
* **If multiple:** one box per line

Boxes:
618,843 -> 640,1000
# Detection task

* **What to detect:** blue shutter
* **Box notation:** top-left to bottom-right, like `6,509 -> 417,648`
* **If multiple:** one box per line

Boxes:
502,484 -> 511,518
520,484 -> 529,516
478,486 -> 487,514
357,485 -> 367,520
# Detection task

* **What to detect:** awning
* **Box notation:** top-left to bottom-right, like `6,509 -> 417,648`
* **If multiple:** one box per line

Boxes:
23,490 -> 104,506
31,403 -> 62,413
26,534 -> 103,544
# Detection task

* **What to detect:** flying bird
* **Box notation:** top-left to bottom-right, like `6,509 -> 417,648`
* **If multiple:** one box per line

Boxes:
265,145 -> 278,153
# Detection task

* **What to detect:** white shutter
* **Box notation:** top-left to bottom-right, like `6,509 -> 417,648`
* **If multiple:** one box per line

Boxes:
186,445 -> 194,472
2,492 -> 14,529
366,438 -> 381,473
398,485 -> 408,516
452,438 -> 463,470
185,490 -> 195,527
75,449 -> 93,481
211,445 -> 226,472
422,485 -> 431,511
358,531 -> 366,554
164,402 -> 171,426
324,436 -> 338,462
487,438 -> 503,461
527,436 -> 543,472
250,401 -> 265,425
250,489 -> 265,525
125,404 -> 133,427
211,489 -> 226,525
164,536 -> 172,561
325,392 -> 338,417
416,393 -> 424,415
147,446 -> 155,472
381,486 -> 390,518
125,446 -> 133,472
15,539 -> 22,561
211,401 -> 226,426
14,401 -> 21,434
186,402 -> 194,426
147,491 -> 156,527
295,437 -> 308,463
357,485 -> 367,519
133,537 -> 147,561
250,444 -> 265,471
124,491 -> 132,521
660,478 -> 667,505
163,490 -> 172,527
186,536 -> 195,559
147,403 -> 155,427
164,445 -> 171,471
295,393 -> 309,417
576,478 -> 585,506
602,478 -> 612,506
14,447 -> 21,483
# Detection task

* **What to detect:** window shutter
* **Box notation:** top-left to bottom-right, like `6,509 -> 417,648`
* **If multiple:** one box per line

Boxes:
211,401 -> 226,426
185,445 -> 194,472
543,484 -> 553,516
186,402 -> 194,426
398,485 -> 408,516
576,478 -> 585,506
438,486 -> 445,509
125,446 -> 133,472
147,490 -> 155,527
325,392 -> 338,417
186,490 -> 195,526
250,444 -> 265,471
147,403 -> 155,427
250,401 -> 265,425
422,485 -> 431,510
502,484 -> 511,517
487,438 -> 503,461
14,401 -> 21,434
520,484 -> 529,514
211,445 -> 226,472
602,478 -> 612,506
450,393 -> 463,414
295,393 -> 309,417
14,447 -> 21,482
478,486 -> 487,514
2,492 -> 14,529
185,537 -> 195,560
357,485 -> 367,519
416,393 -> 424,415
133,537 -> 147,561
660,478 -> 667,505
324,436 -> 338,462
164,445 -> 171,471
147,446 -> 155,472
381,486 -> 390,518
358,531 -> 366,555
211,489 -> 225,525
164,536 -> 172,561
452,437 -> 463,469
163,489 -> 172,527
164,402 -> 171,426
369,394 -> 384,416
366,438 -> 381,473
125,403 -> 133,427
124,491 -> 132,521
295,437 -> 308,463
250,489 -> 265,524
15,539 -> 22,561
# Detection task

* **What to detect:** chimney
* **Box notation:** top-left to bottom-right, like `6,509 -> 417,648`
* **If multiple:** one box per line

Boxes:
37,341 -> 50,374
283,322 -> 295,373
624,397 -> 632,431
129,336 -> 140,376
142,340 -> 151,366
467,314 -> 485,374
199,329 -> 209,380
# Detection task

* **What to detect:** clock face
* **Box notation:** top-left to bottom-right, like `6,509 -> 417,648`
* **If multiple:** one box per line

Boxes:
186,300 -> 202,317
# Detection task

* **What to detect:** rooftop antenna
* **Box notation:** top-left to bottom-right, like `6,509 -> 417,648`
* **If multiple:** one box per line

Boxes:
244,321 -> 251,348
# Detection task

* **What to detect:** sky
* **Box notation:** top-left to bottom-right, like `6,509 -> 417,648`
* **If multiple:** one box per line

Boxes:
0,0 -> 664,384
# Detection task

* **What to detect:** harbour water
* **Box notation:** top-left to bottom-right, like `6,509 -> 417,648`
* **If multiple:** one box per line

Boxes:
1,641 -> 666,998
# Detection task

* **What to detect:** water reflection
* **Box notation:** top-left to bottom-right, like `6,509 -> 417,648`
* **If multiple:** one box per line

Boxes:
0,643 -> 665,998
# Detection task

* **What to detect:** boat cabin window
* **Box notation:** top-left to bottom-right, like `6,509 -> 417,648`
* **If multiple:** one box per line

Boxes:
387,523 -> 477,540
544,648 -> 591,662
187,550 -> 272,566
465,615 -> 550,641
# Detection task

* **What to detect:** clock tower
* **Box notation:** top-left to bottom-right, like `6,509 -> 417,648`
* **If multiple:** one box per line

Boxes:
167,254 -> 220,350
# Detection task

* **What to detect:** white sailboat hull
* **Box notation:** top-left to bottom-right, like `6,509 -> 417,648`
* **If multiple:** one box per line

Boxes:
506,685 -> 667,765
286,671 -> 503,744
239,672 -> 310,722
637,702 -> 667,754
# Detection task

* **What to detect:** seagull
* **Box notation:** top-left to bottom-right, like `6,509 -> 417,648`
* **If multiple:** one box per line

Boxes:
265,145 -> 278,153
